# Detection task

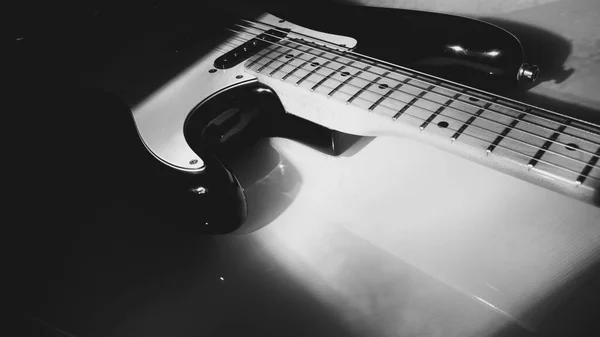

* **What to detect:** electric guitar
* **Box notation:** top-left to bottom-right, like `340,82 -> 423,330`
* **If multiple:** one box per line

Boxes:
18,2 -> 600,335
122,5 -> 600,332
114,5 -> 600,235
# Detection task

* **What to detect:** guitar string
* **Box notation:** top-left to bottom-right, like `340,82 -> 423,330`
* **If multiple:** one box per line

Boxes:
215,37 -> 600,182
222,37 -> 600,178
225,30 -> 600,164
233,27 -> 600,164
236,22 -> 600,146
241,19 -> 600,135
227,29 -> 600,161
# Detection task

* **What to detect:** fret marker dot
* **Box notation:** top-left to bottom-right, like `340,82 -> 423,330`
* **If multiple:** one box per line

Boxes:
341,71 -> 350,77
437,121 -> 449,128
378,84 -> 389,89
469,97 -> 479,102
565,143 -> 579,151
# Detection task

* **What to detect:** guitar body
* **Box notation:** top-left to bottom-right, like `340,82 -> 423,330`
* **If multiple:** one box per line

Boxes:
14,1 -> 600,337
119,6 -> 538,235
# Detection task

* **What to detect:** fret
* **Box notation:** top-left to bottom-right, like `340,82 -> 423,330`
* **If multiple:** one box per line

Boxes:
518,120 -> 600,186
450,101 -> 493,142
527,121 -> 571,169
564,123 -> 600,144
296,55 -> 338,86
557,121 -> 600,157
393,86 -> 434,121
243,43 -> 600,203
486,111 -> 528,155
419,92 -> 462,130
281,49 -> 321,81
327,65 -> 371,98
347,71 -> 390,104
460,97 -> 530,161
311,61 -> 354,91
269,49 -> 308,77
393,98 -> 418,121
576,147 -> 600,185
247,45 -> 282,69
430,93 -> 550,167
368,76 -> 413,111
257,44 -> 288,73
492,108 -> 564,171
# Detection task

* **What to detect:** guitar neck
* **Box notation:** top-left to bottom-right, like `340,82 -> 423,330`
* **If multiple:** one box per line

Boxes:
244,38 -> 600,206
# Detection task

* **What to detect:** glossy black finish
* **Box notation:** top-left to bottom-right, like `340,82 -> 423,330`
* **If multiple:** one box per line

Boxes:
184,82 -> 362,234
185,83 -> 276,234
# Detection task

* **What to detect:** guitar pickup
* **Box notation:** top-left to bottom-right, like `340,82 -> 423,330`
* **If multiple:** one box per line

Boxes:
214,28 -> 290,69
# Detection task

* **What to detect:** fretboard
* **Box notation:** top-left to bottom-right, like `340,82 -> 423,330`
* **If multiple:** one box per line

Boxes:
243,39 -> 600,205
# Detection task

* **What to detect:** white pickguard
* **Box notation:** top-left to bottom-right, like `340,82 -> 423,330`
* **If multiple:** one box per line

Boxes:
131,13 -> 356,172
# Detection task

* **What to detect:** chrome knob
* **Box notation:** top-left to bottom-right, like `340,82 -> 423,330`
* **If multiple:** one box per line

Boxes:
518,63 -> 540,82
190,186 -> 207,195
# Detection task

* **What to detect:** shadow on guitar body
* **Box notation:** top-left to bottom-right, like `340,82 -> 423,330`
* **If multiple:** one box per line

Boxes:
44,85 -> 360,237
